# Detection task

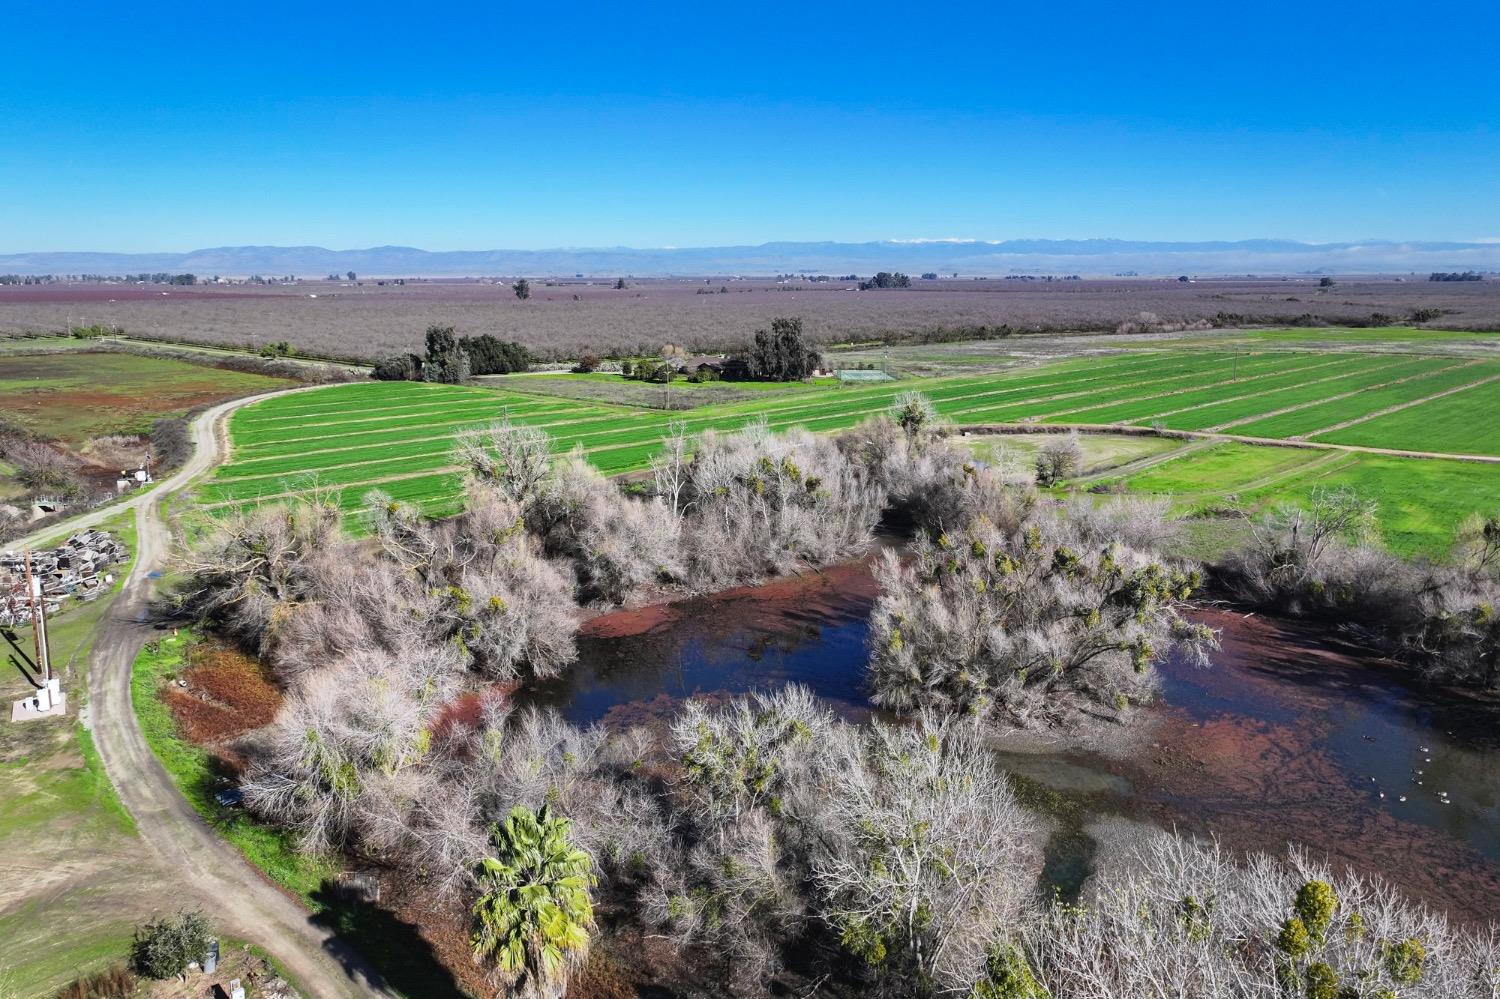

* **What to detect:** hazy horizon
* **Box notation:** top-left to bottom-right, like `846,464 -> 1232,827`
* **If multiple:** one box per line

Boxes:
3,237 -> 1498,279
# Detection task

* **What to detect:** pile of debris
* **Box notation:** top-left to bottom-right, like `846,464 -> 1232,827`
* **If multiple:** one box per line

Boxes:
0,529 -> 129,626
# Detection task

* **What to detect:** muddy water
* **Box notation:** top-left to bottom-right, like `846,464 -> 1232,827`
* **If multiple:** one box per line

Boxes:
521,561 -> 1500,923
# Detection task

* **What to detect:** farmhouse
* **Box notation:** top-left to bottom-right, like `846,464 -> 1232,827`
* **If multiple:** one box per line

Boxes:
672,353 -> 728,374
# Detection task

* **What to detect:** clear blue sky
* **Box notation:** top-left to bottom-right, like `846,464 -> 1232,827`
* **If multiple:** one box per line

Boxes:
2,0 -> 1496,252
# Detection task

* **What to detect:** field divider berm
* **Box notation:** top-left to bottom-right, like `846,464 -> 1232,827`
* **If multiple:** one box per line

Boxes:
1070,439 -> 1218,485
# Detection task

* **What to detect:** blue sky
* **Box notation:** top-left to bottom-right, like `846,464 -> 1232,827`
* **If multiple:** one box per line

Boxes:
2,0 -> 1496,252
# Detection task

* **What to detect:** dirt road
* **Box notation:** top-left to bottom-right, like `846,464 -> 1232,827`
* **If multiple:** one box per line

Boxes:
83,387 -> 395,997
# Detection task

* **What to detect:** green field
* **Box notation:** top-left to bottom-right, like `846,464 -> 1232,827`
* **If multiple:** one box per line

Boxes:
1153,325 -> 1500,354
1310,375 -> 1500,455
204,342 -> 1500,557
1092,442 -> 1500,557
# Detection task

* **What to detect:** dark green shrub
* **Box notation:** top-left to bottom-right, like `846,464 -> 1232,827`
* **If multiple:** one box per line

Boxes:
130,910 -> 212,980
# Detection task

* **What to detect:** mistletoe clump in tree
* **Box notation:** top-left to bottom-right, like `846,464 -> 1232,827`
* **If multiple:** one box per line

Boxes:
471,804 -> 596,999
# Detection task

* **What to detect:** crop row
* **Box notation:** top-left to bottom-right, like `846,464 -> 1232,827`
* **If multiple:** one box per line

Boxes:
1051,355 -> 1378,425
1140,357 -> 1457,432
1313,376 -> 1500,456
1111,442 -> 1500,558
210,351 -> 1323,501
1233,362 -> 1500,439
936,354 -> 1308,425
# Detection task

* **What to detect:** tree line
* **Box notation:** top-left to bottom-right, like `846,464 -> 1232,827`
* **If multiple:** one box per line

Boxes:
372,325 -> 531,381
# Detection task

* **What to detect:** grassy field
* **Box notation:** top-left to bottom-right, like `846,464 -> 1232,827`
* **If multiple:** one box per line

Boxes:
1093,443 -> 1500,557
1155,325 -> 1500,353
132,631 -> 338,899
0,458 -> 22,501
0,351 -> 292,443
0,513 -> 160,998
963,432 -> 1183,477
1310,375 -> 1500,455
202,341 -> 1500,557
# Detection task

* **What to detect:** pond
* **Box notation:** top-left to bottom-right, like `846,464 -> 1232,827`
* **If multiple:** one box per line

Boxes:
520,556 -> 1500,923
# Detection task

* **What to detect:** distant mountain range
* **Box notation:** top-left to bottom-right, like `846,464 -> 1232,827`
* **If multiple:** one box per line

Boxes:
2,239 -> 1498,278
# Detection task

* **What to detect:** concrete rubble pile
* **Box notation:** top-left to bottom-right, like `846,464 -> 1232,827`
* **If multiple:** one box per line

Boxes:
0,529 -> 129,627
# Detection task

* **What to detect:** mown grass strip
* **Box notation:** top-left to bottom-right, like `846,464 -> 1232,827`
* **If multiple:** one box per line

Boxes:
227,407 -> 663,471
233,392 -> 591,442
233,397 -> 591,450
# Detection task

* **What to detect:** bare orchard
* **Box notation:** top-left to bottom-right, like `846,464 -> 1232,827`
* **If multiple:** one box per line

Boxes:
3,276 -> 1498,361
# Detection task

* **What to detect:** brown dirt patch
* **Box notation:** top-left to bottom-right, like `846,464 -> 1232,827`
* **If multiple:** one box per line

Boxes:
77,434 -> 149,468
165,642 -> 283,745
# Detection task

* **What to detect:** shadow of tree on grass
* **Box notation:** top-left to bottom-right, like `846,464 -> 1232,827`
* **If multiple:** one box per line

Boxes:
310,884 -> 468,999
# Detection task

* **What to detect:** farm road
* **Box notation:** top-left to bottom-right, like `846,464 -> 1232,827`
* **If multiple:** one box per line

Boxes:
81,387 -> 394,998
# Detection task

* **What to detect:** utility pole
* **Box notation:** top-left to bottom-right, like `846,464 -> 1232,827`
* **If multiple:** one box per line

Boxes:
20,550 -> 53,698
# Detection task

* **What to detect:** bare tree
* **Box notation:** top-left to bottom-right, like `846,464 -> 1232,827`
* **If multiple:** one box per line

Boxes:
364,487 -> 579,680
649,420 -> 693,516
173,495 -> 345,656
1035,432 -> 1083,486
242,643 -> 461,853
1026,824 -> 1500,998
891,390 -> 941,441
679,422 -> 885,589
645,687 -> 834,988
530,447 -> 683,604
452,417 -> 553,506
1455,512 -> 1500,578
9,439 -> 85,497
810,715 -> 1041,995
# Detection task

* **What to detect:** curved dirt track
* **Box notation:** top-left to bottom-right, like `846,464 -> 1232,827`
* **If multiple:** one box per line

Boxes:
83,386 -> 394,998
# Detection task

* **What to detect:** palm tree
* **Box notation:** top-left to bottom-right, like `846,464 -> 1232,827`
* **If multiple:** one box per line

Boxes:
471,803 -> 595,999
